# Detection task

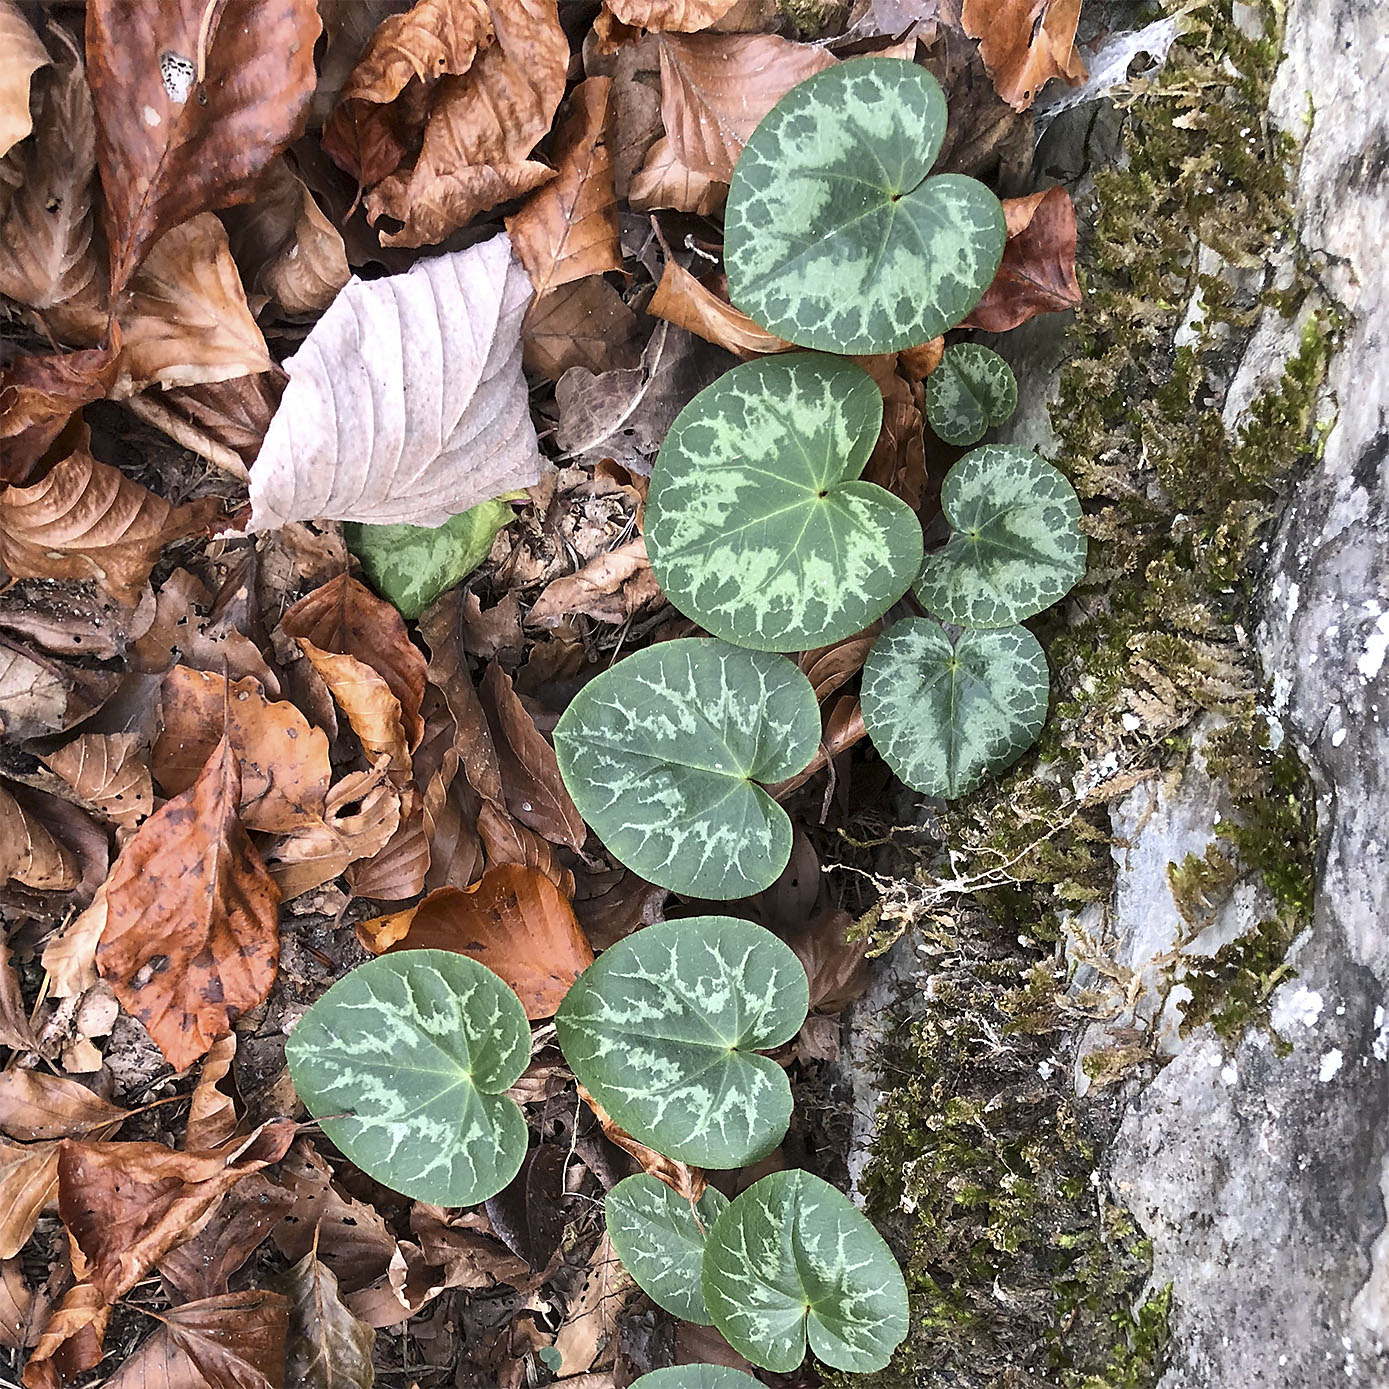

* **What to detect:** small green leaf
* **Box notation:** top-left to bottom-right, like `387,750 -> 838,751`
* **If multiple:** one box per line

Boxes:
606,1174 -> 730,1323
702,1170 -> 909,1374
725,58 -> 1005,354
647,354 -> 922,652
923,343 -> 1018,446
555,918 -> 809,1168
277,1250 -> 376,1389
914,445 -> 1086,627
344,499 -> 513,620
628,1370 -> 762,1389
860,617 -> 1049,798
552,638 -> 820,898
538,1346 -> 564,1372
285,950 -> 530,1205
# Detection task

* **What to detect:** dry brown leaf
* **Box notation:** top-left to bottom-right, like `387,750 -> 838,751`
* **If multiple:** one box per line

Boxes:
857,355 -> 928,510
627,136 -> 721,214
279,1247 -> 377,1389
648,259 -> 789,357
507,77 -> 622,299
572,865 -> 666,951
183,1034 -> 240,1153
0,1255 -> 45,1350
97,735 -> 281,1073
0,343 -> 118,487
898,337 -> 945,380
159,1174 -> 294,1301
962,184 -> 1082,331
343,0 -> 494,103
411,1204 -> 530,1288
86,0 -> 322,291
366,0 -> 567,247
523,276 -> 642,381
552,1230 -> 633,1374
603,0 -> 739,33
153,667 -> 332,831
40,885 -> 106,1003
0,447 -> 215,606
360,864 -> 593,1017
0,1072 -> 126,1143
300,642 -> 414,780
18,1278 -> 108,1389
603,36 -> 663,198
960,0 -> 1085,111
0,633 -> 115,741
127,369 -> 284,476
41,733 -> 152,833
527,537 -> 663,626
346,786 -> 431,899
0,1 -> 48,161
320,91 -> 419,189
103,1287 -> 290,1389
0,783 -> 79,892
798,625 -> 882,703
0,936 -> 36,1051
577,1081 -> 705,1204
0,1140 -> 61,1260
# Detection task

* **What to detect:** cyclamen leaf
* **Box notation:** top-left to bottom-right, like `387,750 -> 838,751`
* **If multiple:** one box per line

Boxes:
860,617 -> 1050,798
285,950 -> 530,1205
647,354 -> 922,652
914,445 -> 1086,627
702,1170 -> 909,1373
606,1173 -> 729,1323
923,343 -> 1017,447
628,1370 -> 762,1389
556,918 -> 808,1168
552,639 -> 820,898
725,59 -> 1005,354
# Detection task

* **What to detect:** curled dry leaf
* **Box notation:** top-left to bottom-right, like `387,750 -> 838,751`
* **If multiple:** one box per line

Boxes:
127,368 -> 284,475
0,343 -> 118,487
0,447 -> 216,607
19,1280 -> 108,1389
0,1072 -> 126,1142
41,733 -> 153,833
898,337 -> 946,381
97,736 -> 281,1073
798,625 -> 883,704
279,1250 -> 377,1389
250,235 -> 544,530
0,1141 -> 61,1260
346,795 -> 431,900
0,936 -> 36,1051
343,0 -> 494,104
960,0 -> 1085,111
0,1255 -> 45,1351
365,0 -> 567,247
523,275 -> 642,381
299,642 -> 414,780
86,0 -> 322,290
182,1033 -> 241,1153
0,782 -> 79,892
154,666 -> 332,830
648,259 -> 790,358
507,77 -> 622,299
603,0 -> 739,33
0,0 -> 48,161
962,184 -> 1082,332
527,537 -> 663,626
359,863 -> 594,1018
577,1082 -> 705,1201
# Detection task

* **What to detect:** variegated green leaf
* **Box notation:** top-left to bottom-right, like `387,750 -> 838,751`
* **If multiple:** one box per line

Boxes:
606,1173 -> 729,1323
914,445 -> 1086,628
344,499 -> 513,620
284,950 -> 530,1205
647,355 -> 922,652
552,639 -> 820,898
724,59 -> 1006,354
702,1170 -> 909,1374
555,918 -> 808,1168
860,617 -> 1049,798
629,1369 -> 762,1389
923,343 -> 1018,447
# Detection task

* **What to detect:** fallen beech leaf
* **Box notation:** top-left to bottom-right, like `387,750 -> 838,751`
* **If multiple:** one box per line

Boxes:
40,884 -> 106,1001
345,791 -> 431,899
128,369 -> 283,474
0,1255 -> 44,1350
962,184 -> 1082,332
41,733 -> 153,833
0,344 -> 118,486
97,735 -> 281,1073
648,259 -> 789,358
359,864 -> 593,1018
103,1288 -> 290,1389
527,537 -> 662,626
857,355 -> 928,511
798,625 -> 882,704
250,235 -> 543,530
0,1140 -> 61,1259
571,865 -> 667,951
0,936 -> 35,1050
0,1 -> 48,160
961,0 -> 1085,111
320,92 -> 419,190
182,1033 -> 240,1152
365,0 -> 566,247
86,0 -> 322,290
0,447 -> 216,606
159,1174 -> 294,1301
57,1121 -> 296,1302
300,643 -> 414,779
154,667 -> 331,831
279,1249 -> 376,1389
0,1072 -> 126,1142
343,0 -> 494,104
507,78 -> 622,299
627,135 -> 721,214
0,637 -> 81,738
19,1278 -> 108,1389
898,337 -> 945,381
523,276 -> 642,380
0,783 -> 79,892
603,0 -> 738,33
480,1145 -> 568,1269
783,907 -> 871,1013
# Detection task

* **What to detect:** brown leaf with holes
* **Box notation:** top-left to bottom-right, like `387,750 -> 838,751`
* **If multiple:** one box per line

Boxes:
0,1072 -> 127,1143
159,1174 -> 294,1301
0,343 -> 118,487
960,0 -> 1085,111
103,1288 -> 290,1389
0,1140 -> 61,1260
0,0 -> 48,161
0,783 -> 79,892
523,276 -> 642,380
42,733 -> 152,833
552,1230 -> 633,1375
508,78 -> 622,298
0,447 -> 216,606
343,0 -> 494,104
86,0 -> 322,291
360,863 -> 593,1017
153,667 -> 331,831
648,259 -> 789,357
603,0 -> 738,32
96,736 -> 281,1073
366,0 -> 567,246
962,184 -> 1082,331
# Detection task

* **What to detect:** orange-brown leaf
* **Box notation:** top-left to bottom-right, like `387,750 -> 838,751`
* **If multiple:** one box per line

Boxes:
0,1140 -> 61,1260
153,667 -> 331,832
0,782 -> 79,892
182,1034 -> 240,1153
360,863 -> 593,1017
602,0 -> 739,34
86,0 -> 322,290
19,1280 -> 108,1389
960,0 -> 1085,111
97,736 -> 281,1073
298,642 -> 413,781
343,0 -> 495,104
507,77 -> 622,299
0,0 -> 48,161
527,537 -> 662,627
522,276 -> 642,380
42,732 -> 152,833
962,184 -> 1081,332
0,447 -> 215,606
0,1071 -> 127,1143
575,1083 -> 705,1201
648,259 -> 789,357
0,343 -> 118,487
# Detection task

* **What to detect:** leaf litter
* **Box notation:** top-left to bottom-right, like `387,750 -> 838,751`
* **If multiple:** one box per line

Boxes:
0,0 -> 1086,1383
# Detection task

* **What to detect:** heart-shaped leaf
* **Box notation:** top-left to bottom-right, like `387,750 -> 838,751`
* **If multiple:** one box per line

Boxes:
647,354 -> 922,652
914,445 -> 1085,627
923,343 -> 1017,446
702,1170 -> 909,1373
553,639 -> 819,898
724,59 -> 1005,354
629,1371 -> 762,1389
606,1173 -> 729,1323
555,918 -> 808,1167
344,499 -> 514,620
860,617 -> 1049,798
284,950 -> 530,1205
